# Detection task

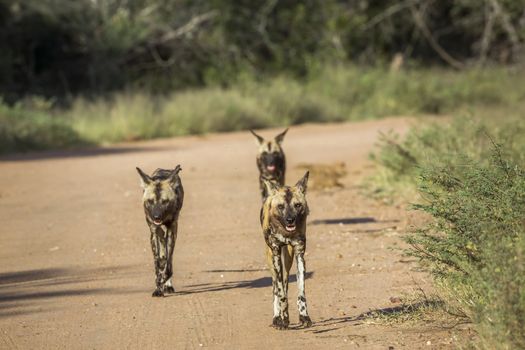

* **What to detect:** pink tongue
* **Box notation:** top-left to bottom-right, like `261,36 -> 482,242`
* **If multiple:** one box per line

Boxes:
267,165 -> 275,171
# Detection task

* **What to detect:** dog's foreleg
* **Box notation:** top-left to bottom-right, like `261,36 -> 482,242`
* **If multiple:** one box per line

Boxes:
150,227 -> 164,297
260,178 -> 268,202
163,222 -> 178,294
281,245 -> 293,302
293,241 -> 312,327
266,247 -> 280,321
270,246 -> 289,329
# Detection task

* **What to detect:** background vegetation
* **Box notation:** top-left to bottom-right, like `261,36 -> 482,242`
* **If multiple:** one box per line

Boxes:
1,0 -> 525,153
2,0 -> 524,102
2,65 -> 524,153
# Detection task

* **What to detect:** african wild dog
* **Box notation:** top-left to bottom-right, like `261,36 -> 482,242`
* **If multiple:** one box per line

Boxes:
250,128 -> 288,201
261,171 -> 312,329
136,165 -> 184,297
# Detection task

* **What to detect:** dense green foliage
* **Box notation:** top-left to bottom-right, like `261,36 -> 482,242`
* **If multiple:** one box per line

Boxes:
373,116 -> 525,349
1,0 -> 524,102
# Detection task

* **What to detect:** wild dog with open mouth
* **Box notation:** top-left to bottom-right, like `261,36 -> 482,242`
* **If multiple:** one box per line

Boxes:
260,171 -> 312,329
250,128 -> 288,201
136,165 -> 184,297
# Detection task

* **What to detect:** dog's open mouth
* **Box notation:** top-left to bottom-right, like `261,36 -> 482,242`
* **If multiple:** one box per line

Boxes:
285,224 -> 296,232
153,219 -> 163,226
267,165 -> 276,172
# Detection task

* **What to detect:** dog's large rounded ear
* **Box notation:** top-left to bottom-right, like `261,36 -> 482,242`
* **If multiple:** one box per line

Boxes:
250,129 -> 265,145
274,128 -> 288,144
295,171 -> 309,194
263,179 -> 280,197
136,167 -> 152,188
168,165 -> 182,184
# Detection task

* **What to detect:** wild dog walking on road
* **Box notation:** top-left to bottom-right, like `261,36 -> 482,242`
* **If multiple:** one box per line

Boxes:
250,128 -> 288,201
260,171 -> 312,329
136,165 -> 184,297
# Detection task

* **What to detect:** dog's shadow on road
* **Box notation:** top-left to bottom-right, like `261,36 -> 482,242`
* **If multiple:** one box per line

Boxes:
309,217 -> 400,234
0,265 -> 143,318
309,217 -> 399,226
177,271 -> 314,295
300,299 -> 447,334
0,145 -> 171,162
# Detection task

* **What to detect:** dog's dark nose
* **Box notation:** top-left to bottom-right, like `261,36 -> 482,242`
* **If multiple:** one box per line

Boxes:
153,214 -> 161,220
286,217 -> 295,225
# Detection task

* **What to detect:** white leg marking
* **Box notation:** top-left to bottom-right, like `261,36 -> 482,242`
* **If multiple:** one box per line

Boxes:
164,277 -> 173,288
296,254 -> 309,317
273,294 -> 279,317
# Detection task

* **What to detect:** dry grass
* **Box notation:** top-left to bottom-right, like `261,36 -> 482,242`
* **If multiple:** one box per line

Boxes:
2,65 -> 525,153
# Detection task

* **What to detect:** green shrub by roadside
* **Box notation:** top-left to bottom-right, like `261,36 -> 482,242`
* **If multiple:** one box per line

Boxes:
370,114 -> 525,198
371,116 -> 525,349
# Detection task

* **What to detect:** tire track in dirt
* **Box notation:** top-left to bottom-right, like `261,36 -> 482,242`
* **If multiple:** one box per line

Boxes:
184,296 -> 210,349
1,330 -> 19,350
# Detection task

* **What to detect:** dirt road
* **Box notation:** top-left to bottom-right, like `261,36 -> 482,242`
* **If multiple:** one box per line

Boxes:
0,118 -> 462,349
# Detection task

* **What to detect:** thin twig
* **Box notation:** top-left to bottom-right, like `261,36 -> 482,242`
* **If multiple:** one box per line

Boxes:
149,46 -> 177,67
483,130 -> 510,178
479,1 -> 495,65
410,4 -> 465,69
126,10 -> 218,61
488,0 -> 521,59
379,132 -> 418,165
154,10 -> 218,45
362,0 -> 418,31
257,0 -> 279,54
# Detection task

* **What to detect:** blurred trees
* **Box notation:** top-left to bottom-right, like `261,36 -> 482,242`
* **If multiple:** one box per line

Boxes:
0,0 -> 524,102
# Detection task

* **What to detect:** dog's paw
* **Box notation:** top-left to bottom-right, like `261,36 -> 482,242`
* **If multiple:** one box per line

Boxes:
152,289 -> 164,297
164,286 -> 176,294
272,316 -> 289,330
299,315 -> 312,328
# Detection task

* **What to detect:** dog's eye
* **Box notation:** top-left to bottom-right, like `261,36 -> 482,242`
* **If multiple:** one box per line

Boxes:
277,204 -> 285,210
294,203 -> 302,209
147,199 -> 154,204
161,199 -> 169,204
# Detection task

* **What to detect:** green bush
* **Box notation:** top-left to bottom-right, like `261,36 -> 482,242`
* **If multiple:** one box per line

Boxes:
408,150 -> 525,349
371,114 -> 525,195
371,115 -> 525,349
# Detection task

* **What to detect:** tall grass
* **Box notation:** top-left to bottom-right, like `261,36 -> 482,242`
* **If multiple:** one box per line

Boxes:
1,65 -> 525,153
0,102 -> 90,153
371,114 -> 525,349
